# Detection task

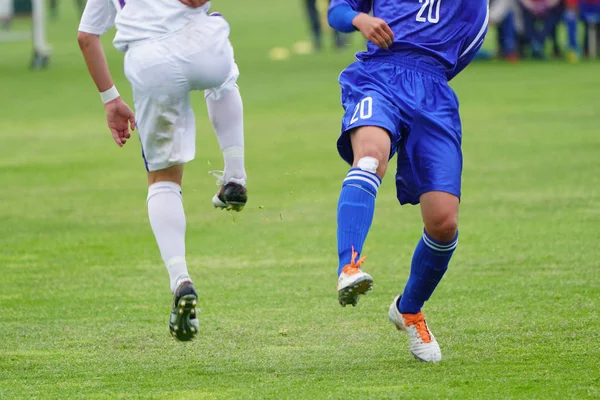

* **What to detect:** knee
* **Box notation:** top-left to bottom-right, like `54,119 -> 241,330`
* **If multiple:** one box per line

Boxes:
354,145 -> 389,177
356,142 -> 387,163
350,126 -> 391,178
424,213 -> 458,243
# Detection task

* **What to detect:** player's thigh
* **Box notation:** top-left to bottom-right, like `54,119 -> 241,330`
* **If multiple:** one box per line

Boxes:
135,90 -> 196,173
124,47 -> 196,173
184,42 -> 233,91
337,62 -> 402,174
204,59 -> 239,101
406,120 -> 460,241
182,15 -> 235,91
405,88 -> 463,204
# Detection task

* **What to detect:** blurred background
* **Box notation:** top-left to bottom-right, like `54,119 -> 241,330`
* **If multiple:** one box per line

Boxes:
1,0 -> 600,68
0,1 -> 599,398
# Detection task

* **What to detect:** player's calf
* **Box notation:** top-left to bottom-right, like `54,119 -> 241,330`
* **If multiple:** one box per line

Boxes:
336,155 -> 382,307
396,191 -> 459,349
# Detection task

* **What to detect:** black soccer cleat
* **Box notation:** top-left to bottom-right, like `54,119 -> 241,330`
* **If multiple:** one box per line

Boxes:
169,281 -> 199,341
212,180 -> 248,212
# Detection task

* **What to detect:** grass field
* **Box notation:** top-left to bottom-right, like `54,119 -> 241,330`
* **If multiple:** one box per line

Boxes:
1,2 -> 599,399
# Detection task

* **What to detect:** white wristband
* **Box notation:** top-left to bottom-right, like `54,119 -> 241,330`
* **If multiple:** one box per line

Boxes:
100,86 -> 120,104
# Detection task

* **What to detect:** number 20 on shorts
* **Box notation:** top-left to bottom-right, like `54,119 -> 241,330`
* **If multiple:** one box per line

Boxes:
416,0 -> 441,24
350,97 -> 373,124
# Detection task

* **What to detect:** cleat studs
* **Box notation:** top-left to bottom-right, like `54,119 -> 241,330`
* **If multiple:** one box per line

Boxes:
183,330 -> 187,335
174,326 -> 178,331
180,300 -> 186,307
192,300 -> 197,307
179,309 -> 184,315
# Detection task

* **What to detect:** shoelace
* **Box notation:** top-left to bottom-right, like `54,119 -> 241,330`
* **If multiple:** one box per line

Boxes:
403,312 -> 433,343
341,246 -> 366,275
208,170 -> 224,186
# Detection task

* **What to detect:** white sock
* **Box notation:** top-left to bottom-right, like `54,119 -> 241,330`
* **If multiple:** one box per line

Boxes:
206,87 -> 247,184
147,181 -> 190,293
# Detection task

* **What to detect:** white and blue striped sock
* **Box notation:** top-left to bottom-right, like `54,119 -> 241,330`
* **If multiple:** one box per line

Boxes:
399,230 -> 458,314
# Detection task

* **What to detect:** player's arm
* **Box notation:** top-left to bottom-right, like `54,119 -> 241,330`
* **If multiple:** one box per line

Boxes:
327,0 -> 393,49
77,32 -> 115,94
77,0 -> 135,147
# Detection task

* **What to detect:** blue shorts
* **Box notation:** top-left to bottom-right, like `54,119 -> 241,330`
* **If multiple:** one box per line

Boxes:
337,58 -> 463,205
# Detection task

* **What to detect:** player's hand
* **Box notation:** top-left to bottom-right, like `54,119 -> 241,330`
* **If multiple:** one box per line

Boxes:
352,13 -> 394,49
178,0 -> 209,8
105,98 -> 136,147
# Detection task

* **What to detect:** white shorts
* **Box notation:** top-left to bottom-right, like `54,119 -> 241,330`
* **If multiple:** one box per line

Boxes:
124,13 -> 239,172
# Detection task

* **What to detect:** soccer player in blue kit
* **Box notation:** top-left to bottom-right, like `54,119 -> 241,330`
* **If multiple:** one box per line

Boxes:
328,0 -> 489,362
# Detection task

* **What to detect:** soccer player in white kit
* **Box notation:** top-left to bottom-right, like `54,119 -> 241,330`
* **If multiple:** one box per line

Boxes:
77,0 -> 247,341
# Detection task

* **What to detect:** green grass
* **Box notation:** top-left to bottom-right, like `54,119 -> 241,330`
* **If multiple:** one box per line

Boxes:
1,3 -> 599,399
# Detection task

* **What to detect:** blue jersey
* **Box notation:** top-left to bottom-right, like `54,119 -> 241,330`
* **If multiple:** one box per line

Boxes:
329,0 -> 489,80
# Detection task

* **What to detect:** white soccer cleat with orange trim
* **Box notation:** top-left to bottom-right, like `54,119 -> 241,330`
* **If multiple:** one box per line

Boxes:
388,295 -> 442,362
337,247 -> 373,307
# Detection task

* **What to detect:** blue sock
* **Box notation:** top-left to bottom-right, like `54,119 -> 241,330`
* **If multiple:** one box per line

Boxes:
399,230 -> 458,314
565,11 -> 579,51
337,168 -> 381,276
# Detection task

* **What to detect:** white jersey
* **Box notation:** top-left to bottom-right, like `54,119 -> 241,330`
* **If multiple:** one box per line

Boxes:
78,0 -> 210,52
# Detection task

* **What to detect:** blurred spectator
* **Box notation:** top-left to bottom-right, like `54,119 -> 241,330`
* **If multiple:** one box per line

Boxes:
549,14 -> 564,57
304,0 -> 348,51
49,0 -> 85,20
519,0 -> 563,58
581,0 -> 600,57
564,0 -> 579,58
563,0 -> 600,59
0,0 -> 12,30
490,0 -> 519,61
